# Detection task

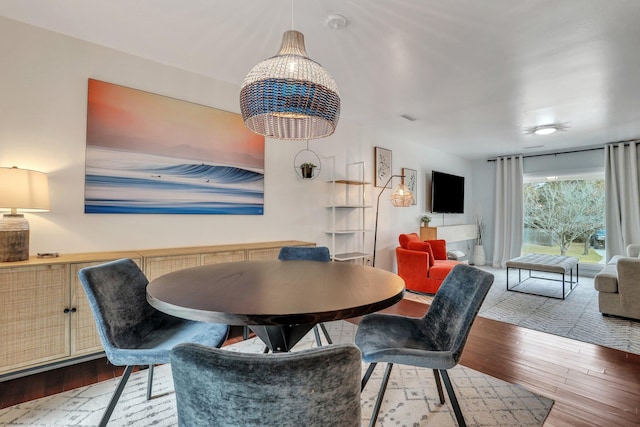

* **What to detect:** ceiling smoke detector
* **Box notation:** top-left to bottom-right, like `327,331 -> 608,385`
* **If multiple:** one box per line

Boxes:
326,14 -> 347,30
525,123 -> 570,136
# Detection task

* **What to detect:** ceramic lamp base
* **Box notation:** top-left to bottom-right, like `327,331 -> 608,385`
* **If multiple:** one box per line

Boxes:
0,214 -> 29,262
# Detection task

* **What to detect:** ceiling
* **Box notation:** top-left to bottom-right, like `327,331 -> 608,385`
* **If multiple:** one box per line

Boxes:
2,0 -> 640,160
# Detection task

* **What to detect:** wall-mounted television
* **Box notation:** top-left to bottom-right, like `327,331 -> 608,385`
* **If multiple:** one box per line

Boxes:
431,171 -> 465,214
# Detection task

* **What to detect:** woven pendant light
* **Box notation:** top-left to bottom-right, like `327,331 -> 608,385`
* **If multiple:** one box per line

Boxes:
391,183 -> 413,207
240,30 -> 340,140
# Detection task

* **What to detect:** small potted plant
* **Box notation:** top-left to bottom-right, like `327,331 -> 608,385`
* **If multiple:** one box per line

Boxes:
420,214 -> 432,227
300,162 -> 317,179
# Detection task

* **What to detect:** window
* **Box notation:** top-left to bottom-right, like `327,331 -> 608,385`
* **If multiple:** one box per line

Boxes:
522,173 -> 605,265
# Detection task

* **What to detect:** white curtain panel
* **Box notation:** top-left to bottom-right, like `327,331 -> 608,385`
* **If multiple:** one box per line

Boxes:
492,156 -> 524,268
604,142 -> 640,260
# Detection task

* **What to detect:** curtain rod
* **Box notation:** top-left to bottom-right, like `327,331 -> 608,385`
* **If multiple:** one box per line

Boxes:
486,139 -> 640,162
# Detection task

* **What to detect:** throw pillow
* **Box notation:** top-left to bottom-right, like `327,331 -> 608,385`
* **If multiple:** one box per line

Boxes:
426,239 -> 447,260
407,241 -> 435,267
398,233 -> 420,249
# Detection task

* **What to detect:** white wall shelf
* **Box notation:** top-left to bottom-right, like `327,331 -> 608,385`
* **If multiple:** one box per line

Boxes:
332,251 -> 370,262
325,159 -> 372,262
326,204 -> 373,209
326,229 -> 374,234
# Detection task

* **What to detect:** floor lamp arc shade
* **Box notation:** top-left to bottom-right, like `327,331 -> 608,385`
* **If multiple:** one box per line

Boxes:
373,175 -> 413,267
0,167 -> 49,262
240,30 -> 340,140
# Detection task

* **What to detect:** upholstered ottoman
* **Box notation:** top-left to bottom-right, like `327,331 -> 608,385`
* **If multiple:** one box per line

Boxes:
506,253 -> 579,299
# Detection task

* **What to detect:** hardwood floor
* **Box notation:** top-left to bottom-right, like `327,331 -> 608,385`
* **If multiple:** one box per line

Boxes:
1,302 -> 639,426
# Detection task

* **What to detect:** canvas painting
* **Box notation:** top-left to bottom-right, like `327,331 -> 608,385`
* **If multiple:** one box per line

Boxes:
402,167 -> 417,205
85,79 -> 265,214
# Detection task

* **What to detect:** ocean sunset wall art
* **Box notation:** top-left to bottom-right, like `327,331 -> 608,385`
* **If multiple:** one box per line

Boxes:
85,79 -> 265,214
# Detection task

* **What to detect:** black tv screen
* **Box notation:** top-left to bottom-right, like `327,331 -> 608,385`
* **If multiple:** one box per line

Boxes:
431,171 -> 465,214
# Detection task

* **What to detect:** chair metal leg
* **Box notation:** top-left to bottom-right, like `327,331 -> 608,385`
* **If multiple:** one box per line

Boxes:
368,363 -> 393,427
146,364 -> 154,400
99,365 -> 134,427
361,362 -> 377,390
440,369 -> 466,427
432,369 -> 445,404
313,325 -> 323,346
319,323 -> 333,344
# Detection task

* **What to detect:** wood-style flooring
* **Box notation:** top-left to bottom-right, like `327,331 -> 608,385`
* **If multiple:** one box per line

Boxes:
1,300 -> 639,426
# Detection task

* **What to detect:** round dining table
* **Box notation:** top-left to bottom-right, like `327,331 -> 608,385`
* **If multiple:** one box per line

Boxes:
146,260 -> 405,352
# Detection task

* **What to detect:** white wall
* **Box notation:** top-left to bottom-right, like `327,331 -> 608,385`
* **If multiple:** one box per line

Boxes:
0,18 -> 473,272
523,148 -> 604,179
470,159 -> 496,263
365,134 -> 474,270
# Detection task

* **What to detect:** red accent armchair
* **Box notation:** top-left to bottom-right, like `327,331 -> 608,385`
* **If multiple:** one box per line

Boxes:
396,233 -> 461,294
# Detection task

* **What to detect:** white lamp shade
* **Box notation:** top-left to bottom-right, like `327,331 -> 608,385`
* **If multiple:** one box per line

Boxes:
0,167 -> 50,211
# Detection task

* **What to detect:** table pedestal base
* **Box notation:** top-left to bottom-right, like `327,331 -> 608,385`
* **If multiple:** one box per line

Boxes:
249,324 -> 315,352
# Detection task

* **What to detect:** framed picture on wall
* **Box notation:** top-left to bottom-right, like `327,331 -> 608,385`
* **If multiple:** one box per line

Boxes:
402,167 -> 417,205
84,79 -> 265,215
374,147 -> 392,187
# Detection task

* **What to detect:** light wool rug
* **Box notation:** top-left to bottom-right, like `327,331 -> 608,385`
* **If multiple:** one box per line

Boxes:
0,321 -> 553,427
406,266 -> 640,355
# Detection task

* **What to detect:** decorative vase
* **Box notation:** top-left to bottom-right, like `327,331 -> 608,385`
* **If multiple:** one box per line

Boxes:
301,166 -> 314,179
473,245 -> 485,266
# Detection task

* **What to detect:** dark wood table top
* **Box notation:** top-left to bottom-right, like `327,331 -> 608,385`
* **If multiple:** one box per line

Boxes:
146,260 -> 405,326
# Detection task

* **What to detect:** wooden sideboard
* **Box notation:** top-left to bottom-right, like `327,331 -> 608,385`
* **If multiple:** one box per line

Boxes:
0,240 -> 313,379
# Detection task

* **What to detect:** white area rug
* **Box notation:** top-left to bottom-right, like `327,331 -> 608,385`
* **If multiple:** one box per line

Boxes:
405,266 -> 640,354
0,322 -> 552,427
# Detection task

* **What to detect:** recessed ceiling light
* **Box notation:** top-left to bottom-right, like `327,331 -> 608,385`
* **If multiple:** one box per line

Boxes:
524,123 -> 569,136
534,126 -> 557,135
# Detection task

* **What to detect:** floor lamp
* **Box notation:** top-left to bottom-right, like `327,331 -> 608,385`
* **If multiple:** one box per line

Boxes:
372,175 -> 413,267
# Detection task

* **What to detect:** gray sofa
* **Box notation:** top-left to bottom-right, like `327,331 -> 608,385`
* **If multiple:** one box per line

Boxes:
594,244 -> 640,320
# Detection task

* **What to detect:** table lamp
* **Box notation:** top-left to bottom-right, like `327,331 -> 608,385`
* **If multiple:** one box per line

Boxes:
0,166 -> 50,262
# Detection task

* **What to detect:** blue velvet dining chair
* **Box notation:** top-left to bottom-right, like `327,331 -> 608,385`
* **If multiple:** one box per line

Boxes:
278,246 -> 333,346
355,264 -> 494,427
78,258 -> 229,427
170,342 -> 362,427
